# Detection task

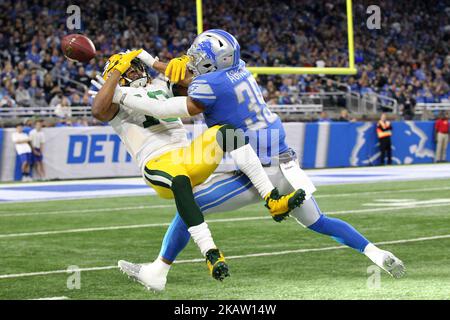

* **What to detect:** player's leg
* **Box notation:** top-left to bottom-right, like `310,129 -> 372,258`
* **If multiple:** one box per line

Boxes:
138,171 -> 262,291
272,162 -> 405,278
215,124 -> 306,220
120,152 -> 229,287
134,126 -> 255,287
160,171 -> 259,259
292,197 -> 405,278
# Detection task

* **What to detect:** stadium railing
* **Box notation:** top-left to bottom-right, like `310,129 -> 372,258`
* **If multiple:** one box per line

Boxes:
268,104 -> 323,114
1,104 -> 324,119
414,102 -> 450,114
9,101 -> 449,123
0,106 -> 92,118
295,90 -> 397,115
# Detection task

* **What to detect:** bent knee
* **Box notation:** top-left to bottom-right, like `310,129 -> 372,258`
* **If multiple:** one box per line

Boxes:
291,197 -> 322,227
171,175 -> 192,192
216,124 -> 248,152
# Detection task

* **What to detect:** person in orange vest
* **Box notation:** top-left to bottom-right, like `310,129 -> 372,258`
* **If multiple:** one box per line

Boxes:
377,113 -> 393,165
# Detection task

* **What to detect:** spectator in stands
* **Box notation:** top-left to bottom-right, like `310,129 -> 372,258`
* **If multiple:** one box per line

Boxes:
41,53 -> 55,72
23,119 -> 33,134
43,73 -> 56,102
15,83 -> 31,107
29,119 -> 46,180
336,109 -> 356,122
73,117 -> 90,127
434,111 -> 449,163
12,124 -> 32,182
70,93 -> 82,105
74,67 -> 90,88
26,45 -> 42,66
402,89 -> 416,120
27,79 -> 40,100
49,88 -> 64,108
0,0 -> 448,121
56,119 -> 74,127
81,92 -> 93,106
54,96 -> 72,119
318,111 -> 332,122
377,113 -> 393,165
32,89 -> 49,110
0,94 -> 16,112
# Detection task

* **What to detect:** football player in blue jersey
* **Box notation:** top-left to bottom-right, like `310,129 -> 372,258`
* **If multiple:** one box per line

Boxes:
110,29 -> 405,291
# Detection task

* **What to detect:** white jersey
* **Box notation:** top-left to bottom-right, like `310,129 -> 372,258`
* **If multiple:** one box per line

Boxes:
12,132 -> 32,155
29,129 -> 45,149
109,79 -> 190,171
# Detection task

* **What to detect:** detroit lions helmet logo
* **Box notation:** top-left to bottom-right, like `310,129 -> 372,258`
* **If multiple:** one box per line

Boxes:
197,39 -> 217,62
187,29 -> 240,77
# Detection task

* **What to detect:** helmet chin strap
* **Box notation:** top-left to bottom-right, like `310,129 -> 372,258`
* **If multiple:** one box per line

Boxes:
125,76 -> 148,88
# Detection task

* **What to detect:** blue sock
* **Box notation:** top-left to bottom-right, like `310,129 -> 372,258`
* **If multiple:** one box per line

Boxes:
307,200 -> 370,252
159,213 -> 191,262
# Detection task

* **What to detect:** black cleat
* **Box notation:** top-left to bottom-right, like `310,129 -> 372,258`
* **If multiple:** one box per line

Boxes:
205,248 -> 230,281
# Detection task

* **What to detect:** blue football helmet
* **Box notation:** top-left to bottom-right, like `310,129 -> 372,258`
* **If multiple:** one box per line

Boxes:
187,29 -> 241,77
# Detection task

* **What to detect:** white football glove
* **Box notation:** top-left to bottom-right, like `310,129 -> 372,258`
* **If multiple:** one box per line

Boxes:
90,75 -> 124,104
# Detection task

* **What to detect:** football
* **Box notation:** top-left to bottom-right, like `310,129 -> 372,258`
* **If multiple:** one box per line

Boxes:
61,34 -> 96,63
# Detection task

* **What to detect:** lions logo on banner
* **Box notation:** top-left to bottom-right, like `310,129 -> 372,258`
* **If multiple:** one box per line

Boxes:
349,121 -> 435,166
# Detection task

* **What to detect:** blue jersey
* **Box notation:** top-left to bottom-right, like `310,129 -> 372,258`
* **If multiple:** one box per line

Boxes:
188,60 -> 288,162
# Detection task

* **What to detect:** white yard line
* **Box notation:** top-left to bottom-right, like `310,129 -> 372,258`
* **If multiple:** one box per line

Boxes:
31,296 -> 70,300
0,204 -> 174,217
1,202 -> 450,239
0,216 -> 269,238
325,202 -> 450,215
315,186 -> 450,199
1,185 -> 450,218
1,233 -> 450,280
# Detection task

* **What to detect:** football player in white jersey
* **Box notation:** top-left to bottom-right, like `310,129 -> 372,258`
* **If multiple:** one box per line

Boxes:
90,50 -> 306,286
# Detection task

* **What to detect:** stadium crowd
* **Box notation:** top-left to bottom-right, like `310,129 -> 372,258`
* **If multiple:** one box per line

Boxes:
0,0 -> 449,124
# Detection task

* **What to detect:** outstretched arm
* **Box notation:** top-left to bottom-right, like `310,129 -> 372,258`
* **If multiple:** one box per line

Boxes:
152,59 -> 193,87
138,50 -> 193,87
91,74 -> 203,119
91,70 -> 120,122
120,90 -> 204,118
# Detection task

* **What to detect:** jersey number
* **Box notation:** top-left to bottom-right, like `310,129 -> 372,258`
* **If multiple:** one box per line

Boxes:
234,76 -> 277,129
142,90 -> 178,128
143,115 -> 161,128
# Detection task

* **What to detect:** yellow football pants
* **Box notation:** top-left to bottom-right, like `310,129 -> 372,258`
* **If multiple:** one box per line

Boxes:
143,125 -> 224,199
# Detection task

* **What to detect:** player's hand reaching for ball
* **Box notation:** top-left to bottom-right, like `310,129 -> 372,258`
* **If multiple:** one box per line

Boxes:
106,49 -> 143,75
90,75 -> 124,105
165,55 -> 190,83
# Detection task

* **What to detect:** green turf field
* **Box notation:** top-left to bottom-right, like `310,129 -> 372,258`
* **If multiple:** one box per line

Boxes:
0,178 -> 449,300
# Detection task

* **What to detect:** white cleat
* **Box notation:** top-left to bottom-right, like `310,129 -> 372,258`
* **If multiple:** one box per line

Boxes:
118,260 -> 167,292
380,252 -> 406,279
